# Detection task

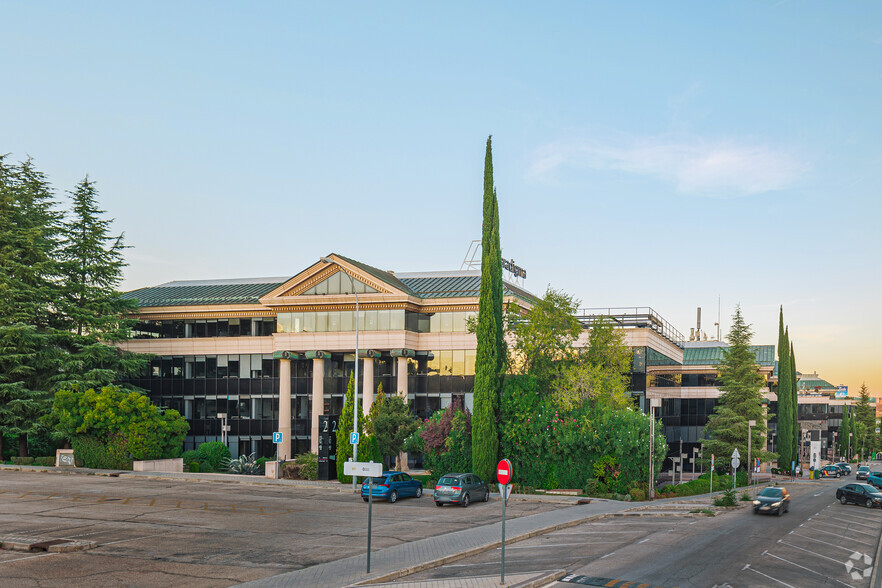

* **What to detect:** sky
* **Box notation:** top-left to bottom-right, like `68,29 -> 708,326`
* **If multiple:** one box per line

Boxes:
2,2 -> 880,397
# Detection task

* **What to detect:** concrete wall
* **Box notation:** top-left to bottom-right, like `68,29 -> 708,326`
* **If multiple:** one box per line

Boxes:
133,458 -> 184,473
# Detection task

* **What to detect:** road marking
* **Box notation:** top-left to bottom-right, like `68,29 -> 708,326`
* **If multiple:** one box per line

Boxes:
551,530 -> 672,535
638,538 -> 650,544
791,532 -> 873,553
600,552 -> 616,559
778,541 -> 847,565
814,492 -> 825,496
98,532 -> 172,547
816,511 -> 882,527
763,552 -> 856,587
743,563 -> 797,588
0,552 -> 57,565
810,527 -> 874,546
500,542 -> 614,549
812,515 -> 880,531
444,559 -> 542,568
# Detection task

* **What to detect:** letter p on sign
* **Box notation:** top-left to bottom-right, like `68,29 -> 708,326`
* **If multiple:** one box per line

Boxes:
496,459 -> 513,485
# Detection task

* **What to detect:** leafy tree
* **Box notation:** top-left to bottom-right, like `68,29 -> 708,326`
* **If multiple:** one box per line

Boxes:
776,312 -> 792,469
53,176 -> 146,391
335,372 -> 362,483
371,395 -> 418,469
420,397 -> 472,476
49,385 -> 188,466
0,157 -> 64,456
507,287 -> 581,388
364,382 -> 386,436
839,406 -> 853,459
703,305 -> 774,469
472,135 -> 500,483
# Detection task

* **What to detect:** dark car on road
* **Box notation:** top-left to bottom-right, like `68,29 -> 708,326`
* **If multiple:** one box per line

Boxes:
753,486 -> 790,516
834,462 -> 852,475
434,473 -> 490,507
836,483 -> 882,508
857,466 -> 870,481
361,471 -> 423,503
820,465 -> 842,478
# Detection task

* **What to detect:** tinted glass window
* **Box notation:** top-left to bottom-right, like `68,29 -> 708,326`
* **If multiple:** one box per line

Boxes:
439,476 -> 458,485
758,488 -> 782,498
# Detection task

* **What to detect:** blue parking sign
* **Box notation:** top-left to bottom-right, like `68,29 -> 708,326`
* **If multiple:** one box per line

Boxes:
350,432 -> 359,445
273,432 -> 283,443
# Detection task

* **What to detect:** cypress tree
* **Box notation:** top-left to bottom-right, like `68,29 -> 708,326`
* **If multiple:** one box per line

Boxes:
491,190 -> 504,385
336,372 -> 361,483
789,342 -> 799,464
472,136 -> 499,483
776,312 -> 792,469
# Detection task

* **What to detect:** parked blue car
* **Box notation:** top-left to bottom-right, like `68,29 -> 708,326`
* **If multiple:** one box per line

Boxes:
361,471 -> 423,503
867,471 -> 882,489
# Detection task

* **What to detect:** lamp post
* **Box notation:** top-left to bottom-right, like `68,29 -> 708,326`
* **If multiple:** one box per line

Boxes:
747,419 -> 756,488
848,432 -> 853,462
648,398 -> 661,499
321,256 -> 359,492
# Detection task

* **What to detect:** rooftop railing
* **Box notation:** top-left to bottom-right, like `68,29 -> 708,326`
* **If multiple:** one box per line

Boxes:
575,306 -> 685,348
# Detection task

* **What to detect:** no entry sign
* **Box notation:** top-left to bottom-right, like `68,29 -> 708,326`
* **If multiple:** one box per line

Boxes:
496,459 -> 513,485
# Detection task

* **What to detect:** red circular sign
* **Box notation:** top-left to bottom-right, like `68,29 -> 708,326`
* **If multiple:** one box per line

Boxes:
496,459 -> 513,485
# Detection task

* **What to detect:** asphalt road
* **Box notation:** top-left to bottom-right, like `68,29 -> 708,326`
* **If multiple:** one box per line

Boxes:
0,469 -> 564,587
403,477 -> 882,588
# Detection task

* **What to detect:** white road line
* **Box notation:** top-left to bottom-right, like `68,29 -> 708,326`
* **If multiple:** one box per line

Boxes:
778,541 -> 847,565
638,538 -> 650,544
791,531 -> 872,553
97,532 -> 171,547
743,563 -> 797,588
600,552 -> 616,559
0,552 -> 57,565
814,512 -> 882,529
814,492 -> 825,496
764,552 -> 856,588
549,530 -> 667,535
809,527 -> 875,546
498,542 -> 614,550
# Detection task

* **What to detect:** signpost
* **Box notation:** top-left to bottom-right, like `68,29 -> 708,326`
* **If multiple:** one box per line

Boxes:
731,448 -> 741,491
273,431 -> 283,479
710,454 -> 715,500
344,461 -> 383,573
497,458 -> 513,584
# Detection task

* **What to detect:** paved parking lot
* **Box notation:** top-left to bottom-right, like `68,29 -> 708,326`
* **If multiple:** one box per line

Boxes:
0,469 -> 566,587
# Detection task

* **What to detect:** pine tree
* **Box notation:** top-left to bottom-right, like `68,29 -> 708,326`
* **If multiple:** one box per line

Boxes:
54,176 -> 146,390
789,341 -> 799,464
703,305 -> 773,469
472,136 -> 500,483
855,383 -> 875,455
0,157 -> 64,457
776,310 -> 792,469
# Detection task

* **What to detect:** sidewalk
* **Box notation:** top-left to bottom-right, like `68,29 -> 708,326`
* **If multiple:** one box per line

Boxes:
236,497 -> 633,588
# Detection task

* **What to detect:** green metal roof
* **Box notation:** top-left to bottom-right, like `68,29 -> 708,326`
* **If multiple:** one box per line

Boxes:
335,254 -> 416,295
797,377 -> 836,390
122,278 -> 287,307
398,272 -> 538,304
682,345 -> 775,366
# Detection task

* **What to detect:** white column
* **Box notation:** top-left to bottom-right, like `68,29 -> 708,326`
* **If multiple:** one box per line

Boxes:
278,359 -> 292,461
396,356 -> 409,400
310,358 -> 325,454
362,356 -> 374,417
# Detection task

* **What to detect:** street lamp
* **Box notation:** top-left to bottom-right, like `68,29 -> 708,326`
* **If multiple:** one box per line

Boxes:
321,256 -> 360,493
747,420 -> 756,488
848,432 -> 853,462
648,398 -> 661,500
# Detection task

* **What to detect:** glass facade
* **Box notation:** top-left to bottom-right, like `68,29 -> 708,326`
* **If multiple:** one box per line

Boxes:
276,310 -> 476,334
132,318 -> 277,339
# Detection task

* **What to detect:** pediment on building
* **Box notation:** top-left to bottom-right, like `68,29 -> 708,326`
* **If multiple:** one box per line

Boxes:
260,254 -> 412,304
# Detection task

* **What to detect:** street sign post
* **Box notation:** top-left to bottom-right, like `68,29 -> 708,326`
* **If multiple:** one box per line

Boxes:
342,461 -> 383,573
710,454 -> 715,501
496,459 -> 513,584
273,432 -> 283,479
731,448 -> 741,490
350,432 -> 359,445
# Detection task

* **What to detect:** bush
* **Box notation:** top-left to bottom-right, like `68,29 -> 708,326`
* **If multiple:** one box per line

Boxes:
714,488 -> 737,507
195,442 -> 231,473
34,457 -> 55,466
282,452 -> 318,480
583,478 -> 601,496
72,435 -> 132,470
223,453 -> 261,475
11,457 -> 35,465
188,461 -> 200,472
629,487 -> 646,502
740,491 -> 752,501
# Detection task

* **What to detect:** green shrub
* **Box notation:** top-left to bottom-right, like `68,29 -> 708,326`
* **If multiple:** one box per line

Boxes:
72,435 -> 132,470
188,462 -> 200,473
740,491 -> 752,501
583,478 -> 601,496
182,450 -> 198,464
222,453 -> 261,475
195,442 -> 230,472
34,457 -> 55,466
714,488 -> 737,507
629,487 -> 646,502
293,452 -> 318,480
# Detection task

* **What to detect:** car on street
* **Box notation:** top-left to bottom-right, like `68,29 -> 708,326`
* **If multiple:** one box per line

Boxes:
867,471 -> 882,488
836,483 -> 882,508
361,471 -> 423,503
820,465 -> 842,478
753,486 -> 790,516
857,466 -> 870,480
433,472 -> 490,507
834,462 -> 852,475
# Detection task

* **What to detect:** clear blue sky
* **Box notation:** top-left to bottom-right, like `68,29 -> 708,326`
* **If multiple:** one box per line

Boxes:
3,2 -> 880,395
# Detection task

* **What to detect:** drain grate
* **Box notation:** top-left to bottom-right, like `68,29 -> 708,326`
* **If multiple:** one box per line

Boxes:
29,539 -> 70,551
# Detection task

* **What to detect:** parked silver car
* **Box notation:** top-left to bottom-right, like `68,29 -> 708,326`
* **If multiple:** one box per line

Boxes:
434,473 -> 490,507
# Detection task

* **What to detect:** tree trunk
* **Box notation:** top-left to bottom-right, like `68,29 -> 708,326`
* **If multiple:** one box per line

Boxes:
18,435 -> 28,458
